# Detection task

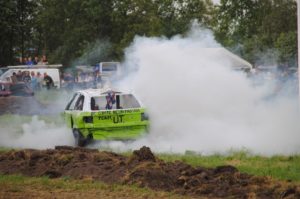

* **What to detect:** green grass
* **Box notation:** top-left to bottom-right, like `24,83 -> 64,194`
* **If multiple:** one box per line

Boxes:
0,174 -> 190,199
157,151 -> 300,182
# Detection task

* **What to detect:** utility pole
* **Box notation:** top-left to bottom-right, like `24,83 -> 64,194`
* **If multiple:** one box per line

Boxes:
297,0 -> 300,99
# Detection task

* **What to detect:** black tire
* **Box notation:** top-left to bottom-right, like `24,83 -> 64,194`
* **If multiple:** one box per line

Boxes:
72,129 -> 89,147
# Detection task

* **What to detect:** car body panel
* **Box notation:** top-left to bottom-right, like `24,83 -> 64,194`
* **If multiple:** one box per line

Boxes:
0,82 -> 12,96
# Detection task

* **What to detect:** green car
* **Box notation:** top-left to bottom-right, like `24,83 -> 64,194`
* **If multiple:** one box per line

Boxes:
64,88 -> 149,146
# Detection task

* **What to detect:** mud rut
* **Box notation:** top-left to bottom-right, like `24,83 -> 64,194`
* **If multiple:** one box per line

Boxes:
0,146 -> 299,198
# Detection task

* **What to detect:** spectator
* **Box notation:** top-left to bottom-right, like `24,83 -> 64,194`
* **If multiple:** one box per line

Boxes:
11,72 -> 18,83
23,57 -> 28,65
36,72 -> 43,90
41,55 -> 48,64
33,56 -> 39,65
43,72 -> 54,90
63,72 -> 74,90
93,71 -> 101,88
16,70 -> 22,81
26,57 -> 34,66
30,71 -> 38,90
18,57 -> 23,65
22,71 -> 31,83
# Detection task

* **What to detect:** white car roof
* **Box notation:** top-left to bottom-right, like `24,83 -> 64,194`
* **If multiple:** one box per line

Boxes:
77,87 -> 126,97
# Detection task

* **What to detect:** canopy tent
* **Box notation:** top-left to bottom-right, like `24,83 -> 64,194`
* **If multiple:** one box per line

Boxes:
204,48 -> 253,70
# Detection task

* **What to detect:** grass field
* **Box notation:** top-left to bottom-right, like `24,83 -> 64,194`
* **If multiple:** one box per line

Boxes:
0,174 -> 194,199
158,151 -> 300,182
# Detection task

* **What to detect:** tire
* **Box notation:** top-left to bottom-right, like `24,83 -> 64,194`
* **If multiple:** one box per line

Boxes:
72,129 -> 89,147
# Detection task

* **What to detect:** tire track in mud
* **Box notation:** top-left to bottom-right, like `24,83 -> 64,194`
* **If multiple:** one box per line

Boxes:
0,146 -> 299,198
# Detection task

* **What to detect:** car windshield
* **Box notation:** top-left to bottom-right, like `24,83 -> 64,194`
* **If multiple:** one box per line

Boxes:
101,63 -> 118,72
92,94 -> 141,110
0,68 -> 8,76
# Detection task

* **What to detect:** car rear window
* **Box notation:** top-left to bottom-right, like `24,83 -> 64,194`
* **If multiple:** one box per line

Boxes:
92,94 -> 141,110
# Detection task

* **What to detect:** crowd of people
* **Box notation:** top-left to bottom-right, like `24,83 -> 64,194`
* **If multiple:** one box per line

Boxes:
18,55 -> 48,66
61,70 -> 102,90
10,71 -> 54,90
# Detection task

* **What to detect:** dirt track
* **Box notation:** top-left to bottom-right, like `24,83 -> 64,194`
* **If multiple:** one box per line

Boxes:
0,146 -> 299,199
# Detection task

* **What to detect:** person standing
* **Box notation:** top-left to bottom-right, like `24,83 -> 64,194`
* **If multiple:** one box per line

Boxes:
36,72 -> 43,90
43,72 -> 54,90
30,71 -> 38,90
10,72 -> 18,83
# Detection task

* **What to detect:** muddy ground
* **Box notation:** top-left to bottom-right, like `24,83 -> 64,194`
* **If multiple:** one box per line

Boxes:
0,146 -> 299,199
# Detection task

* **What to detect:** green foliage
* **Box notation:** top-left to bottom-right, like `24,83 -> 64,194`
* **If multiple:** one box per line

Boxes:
275,31 -> 297,67
0,0 -> 37,65
213,0 -> 297,67
158,152 -> 300,182
1,0 -> 212,66
0,0 -> 297,67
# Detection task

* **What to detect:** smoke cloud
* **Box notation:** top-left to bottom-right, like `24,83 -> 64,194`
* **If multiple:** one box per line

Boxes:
0,90 -> 75,149
0,115 -> 74,149
0,24 -> 298,156
108,25 -> 300,155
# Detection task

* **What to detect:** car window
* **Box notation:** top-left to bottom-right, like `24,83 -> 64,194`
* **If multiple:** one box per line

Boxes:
65,93 -> 79,110
74,95 -> 84,110
93,94 -> 140,110
118,94 -> 140,109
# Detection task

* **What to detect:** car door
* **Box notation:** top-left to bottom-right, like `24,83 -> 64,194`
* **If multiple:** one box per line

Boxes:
64,93 -> 79,128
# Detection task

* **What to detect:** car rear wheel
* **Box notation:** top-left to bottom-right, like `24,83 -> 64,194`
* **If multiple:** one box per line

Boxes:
72,129 -> 89,147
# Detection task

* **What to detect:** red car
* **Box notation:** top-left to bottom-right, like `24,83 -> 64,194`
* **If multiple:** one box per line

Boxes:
0,82 -> 12,96
0,82 -> 34,97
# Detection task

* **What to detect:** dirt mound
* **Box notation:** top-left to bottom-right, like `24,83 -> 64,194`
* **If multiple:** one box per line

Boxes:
0,146 -> 299,198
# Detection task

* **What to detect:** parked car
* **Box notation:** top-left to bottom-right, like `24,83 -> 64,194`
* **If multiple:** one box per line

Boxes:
0,82 -> 12,96
0,82 -> 33,97
64,87 -> 149,146
10,82 -> 34,96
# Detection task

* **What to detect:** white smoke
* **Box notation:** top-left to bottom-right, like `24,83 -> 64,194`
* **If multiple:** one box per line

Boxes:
0,115 -> 74,149
1,24 -> 298,156
108,25 -> 300,155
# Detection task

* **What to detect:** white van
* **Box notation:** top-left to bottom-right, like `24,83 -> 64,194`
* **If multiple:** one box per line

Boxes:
0,64 -> 62,88
99,62 -> 121,81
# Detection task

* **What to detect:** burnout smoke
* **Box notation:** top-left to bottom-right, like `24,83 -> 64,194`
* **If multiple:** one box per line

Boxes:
0,115 -> 74,149
0,91 -> 75,149
111,25 -> 300,155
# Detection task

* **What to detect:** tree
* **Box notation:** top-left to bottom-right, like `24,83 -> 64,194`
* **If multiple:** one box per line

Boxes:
213,0 -> 297,67
0,0 -> 37,65
275,31 -> 297,67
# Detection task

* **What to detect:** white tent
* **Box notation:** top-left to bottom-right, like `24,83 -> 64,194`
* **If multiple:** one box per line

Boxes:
204,48 -> 253,70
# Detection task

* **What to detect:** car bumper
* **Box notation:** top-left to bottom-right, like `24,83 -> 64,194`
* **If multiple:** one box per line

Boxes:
79,125 -> 148,140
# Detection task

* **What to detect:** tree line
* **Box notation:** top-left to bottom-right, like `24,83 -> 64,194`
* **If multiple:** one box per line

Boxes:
0,0 -> 297,68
